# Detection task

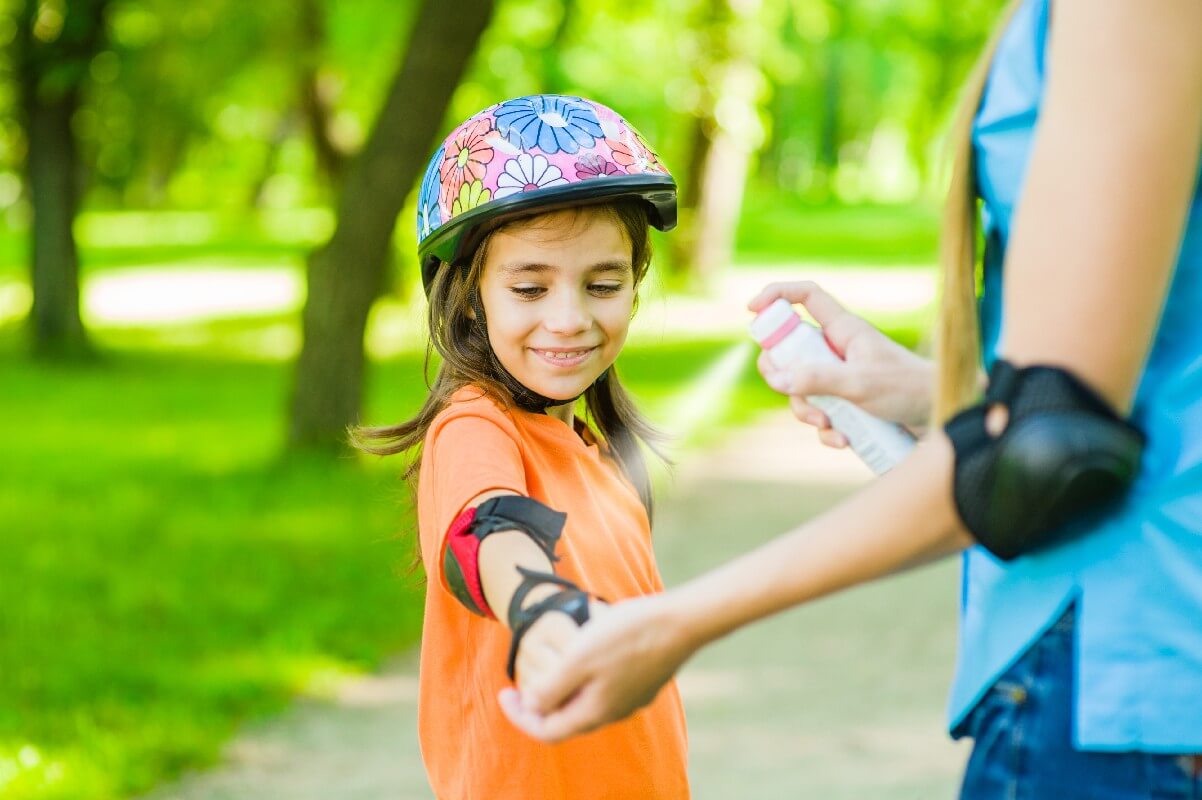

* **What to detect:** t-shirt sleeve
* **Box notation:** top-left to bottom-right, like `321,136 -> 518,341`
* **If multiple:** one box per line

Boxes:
421,410 -> 527,588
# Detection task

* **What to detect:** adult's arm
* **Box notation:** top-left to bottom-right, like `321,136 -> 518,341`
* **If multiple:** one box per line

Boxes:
503,0 -> 1202,742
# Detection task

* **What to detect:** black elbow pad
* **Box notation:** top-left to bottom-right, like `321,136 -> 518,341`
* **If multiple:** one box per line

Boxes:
945,360 -> 1144,561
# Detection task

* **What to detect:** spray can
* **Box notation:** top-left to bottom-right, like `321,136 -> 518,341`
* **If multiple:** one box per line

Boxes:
750,298 -> 916,474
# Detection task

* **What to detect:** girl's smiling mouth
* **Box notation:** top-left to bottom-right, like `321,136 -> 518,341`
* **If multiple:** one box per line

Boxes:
530,347 -> 598,368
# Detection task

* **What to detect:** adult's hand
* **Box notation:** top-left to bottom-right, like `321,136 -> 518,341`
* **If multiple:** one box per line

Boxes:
749,281 -> 935,444
500,593 -> 693,743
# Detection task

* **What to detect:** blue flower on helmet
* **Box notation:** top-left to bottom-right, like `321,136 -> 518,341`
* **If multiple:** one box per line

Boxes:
494,95 -> 604,156
417,145 -> 444,239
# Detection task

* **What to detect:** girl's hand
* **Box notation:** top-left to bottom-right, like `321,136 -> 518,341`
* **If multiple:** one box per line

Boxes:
500,593 -> 692,742
512,599 -> 606,694
748,281 -> 936,442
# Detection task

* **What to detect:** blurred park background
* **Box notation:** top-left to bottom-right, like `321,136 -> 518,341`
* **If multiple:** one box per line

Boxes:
0,0 -> 1005,797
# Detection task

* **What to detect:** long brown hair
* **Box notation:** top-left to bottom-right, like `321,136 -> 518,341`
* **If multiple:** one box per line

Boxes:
353,200 -> 666,520
935,0 -> 1025,422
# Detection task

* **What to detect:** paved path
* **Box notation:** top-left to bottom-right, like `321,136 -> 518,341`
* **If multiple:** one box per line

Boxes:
143,411 -> 966,800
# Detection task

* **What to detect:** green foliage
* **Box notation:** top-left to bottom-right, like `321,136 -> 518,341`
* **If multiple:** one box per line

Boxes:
0,0 -> 1008,219
0,346 -> 427,799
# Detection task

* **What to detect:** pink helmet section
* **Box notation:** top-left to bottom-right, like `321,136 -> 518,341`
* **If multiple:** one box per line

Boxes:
417,94 -> 670,243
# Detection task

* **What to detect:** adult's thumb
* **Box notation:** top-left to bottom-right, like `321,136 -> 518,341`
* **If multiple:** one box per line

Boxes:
523,651 -> 589,716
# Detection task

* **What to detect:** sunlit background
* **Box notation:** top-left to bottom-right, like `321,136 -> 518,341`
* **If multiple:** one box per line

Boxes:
1,0 -> 1004,797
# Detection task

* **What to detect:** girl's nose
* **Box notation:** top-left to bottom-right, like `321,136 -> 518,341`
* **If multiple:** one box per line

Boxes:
543,291 -> 591,336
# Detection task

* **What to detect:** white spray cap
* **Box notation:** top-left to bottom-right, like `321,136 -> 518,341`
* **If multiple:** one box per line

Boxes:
749,298 -> 800,346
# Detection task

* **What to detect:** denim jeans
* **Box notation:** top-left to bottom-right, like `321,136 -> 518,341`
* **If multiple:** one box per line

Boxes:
959,607 -> 1202,799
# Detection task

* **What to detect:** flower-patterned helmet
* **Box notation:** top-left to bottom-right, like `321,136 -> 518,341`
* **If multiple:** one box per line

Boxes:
417,94 -> 676,292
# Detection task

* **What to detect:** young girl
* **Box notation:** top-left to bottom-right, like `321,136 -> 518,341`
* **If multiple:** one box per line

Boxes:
357,95 -> 689,799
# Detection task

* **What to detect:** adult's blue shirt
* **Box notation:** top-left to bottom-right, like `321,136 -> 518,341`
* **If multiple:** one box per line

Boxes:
951,0 -> 1202,750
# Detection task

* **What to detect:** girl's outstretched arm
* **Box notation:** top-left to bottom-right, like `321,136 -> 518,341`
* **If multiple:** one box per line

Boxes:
501,0 -> 1202,743
467,490 -> 596,683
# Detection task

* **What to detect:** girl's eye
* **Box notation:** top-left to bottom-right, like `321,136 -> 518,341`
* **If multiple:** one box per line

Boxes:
590,283 -> 623,295
510,286 -> 545,299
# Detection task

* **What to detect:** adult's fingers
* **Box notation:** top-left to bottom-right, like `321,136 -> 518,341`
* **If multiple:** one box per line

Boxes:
781,361 -> 864,403
787,396 -> 847,448
757,351 -> 791,394
748,281 -> 872,355
513,685 -> 608,744
817,428 -> 849,449
499,683 -> 606,744
762,348 -> 865,406
746,281 -> 846,326
787,395 -> 831,430
499,687 -> 553,739
748,280 -> 823,312
521,642 -> 593,715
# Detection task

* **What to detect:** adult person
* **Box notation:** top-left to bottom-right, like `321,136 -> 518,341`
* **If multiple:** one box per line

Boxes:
500,0 -> 1202,795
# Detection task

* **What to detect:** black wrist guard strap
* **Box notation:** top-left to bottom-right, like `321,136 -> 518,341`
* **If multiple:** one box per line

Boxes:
945,359 -> 1144,561
505,567 -> 591,681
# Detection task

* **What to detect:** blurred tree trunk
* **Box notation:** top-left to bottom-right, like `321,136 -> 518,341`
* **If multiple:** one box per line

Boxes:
297,0 -> 348,185
251,0 -> 347,207
815,5 -> 845,201
288,0 -> 495,451
684,0 -> 767,290
15,0 -> 110,358
250,111 -> 299,207
689,62 -> 760,287
666,114 -> 713,280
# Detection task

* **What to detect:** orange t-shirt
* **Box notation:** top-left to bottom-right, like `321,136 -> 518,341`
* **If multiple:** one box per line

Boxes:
415,387 -> 689,800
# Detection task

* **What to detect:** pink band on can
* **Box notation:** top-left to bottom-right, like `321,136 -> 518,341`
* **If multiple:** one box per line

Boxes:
760,313 -> 802,350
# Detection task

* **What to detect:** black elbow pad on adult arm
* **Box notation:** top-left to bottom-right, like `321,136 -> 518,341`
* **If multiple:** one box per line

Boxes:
944,360 -> 1145,561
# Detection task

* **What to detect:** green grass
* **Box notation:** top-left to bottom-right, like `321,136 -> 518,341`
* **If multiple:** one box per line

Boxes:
734,192 -> 940,266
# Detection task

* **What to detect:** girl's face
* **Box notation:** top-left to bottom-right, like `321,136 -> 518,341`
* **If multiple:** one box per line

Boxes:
478,208 -> 636,420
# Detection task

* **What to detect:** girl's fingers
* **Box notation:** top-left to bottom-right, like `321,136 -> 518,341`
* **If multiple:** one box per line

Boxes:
516,610 -> 591,687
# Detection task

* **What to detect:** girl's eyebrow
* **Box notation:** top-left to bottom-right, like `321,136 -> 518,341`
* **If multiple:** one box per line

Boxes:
588,260 -> 633,274
499,260 -> 632,276
500,262 -> 556,276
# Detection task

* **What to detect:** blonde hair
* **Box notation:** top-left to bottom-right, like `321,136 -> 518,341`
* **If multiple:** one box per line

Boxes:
935,0 -> 1025,422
